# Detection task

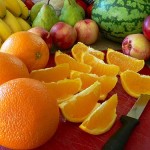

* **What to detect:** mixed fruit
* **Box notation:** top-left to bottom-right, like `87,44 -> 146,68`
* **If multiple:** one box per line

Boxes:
0,0 -> 150,149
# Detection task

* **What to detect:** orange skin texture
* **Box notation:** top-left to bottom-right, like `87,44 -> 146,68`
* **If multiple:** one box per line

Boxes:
1,31 -> 50,72
0,78 -> 59,149
0,52 -> 29,85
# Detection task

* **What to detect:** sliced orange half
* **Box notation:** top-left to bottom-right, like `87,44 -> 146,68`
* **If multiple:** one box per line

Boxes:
120,70 -> 150,98
30,63 -> 70,82
82,52 -> 120,76
59,81 -> 101,123
71,42 -> 104,62
70,70 -> 118,100
55,50 -> 92,73
106,48 -> 145,73
79,94 -> 118,135
45,78 -> 82,103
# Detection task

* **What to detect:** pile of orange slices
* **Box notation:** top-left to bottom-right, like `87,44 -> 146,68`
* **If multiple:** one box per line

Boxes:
29,42 -> 150,135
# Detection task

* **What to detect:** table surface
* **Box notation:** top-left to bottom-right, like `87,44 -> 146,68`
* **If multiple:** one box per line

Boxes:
1,36 -> 150,150
90,34 -> 122,50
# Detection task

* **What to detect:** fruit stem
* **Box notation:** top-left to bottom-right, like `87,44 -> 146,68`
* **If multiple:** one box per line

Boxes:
47,0 -> 50,5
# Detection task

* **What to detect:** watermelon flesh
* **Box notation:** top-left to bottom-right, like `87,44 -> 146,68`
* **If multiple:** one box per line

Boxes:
92,0 -> 150,43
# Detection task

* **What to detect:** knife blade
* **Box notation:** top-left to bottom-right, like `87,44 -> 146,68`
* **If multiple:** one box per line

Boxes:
102,94 -> 150,150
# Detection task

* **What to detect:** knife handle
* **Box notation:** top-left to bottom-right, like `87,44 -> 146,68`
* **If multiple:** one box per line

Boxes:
102,115 -> 139,150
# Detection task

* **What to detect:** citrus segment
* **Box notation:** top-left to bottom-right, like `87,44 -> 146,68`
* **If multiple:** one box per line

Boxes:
71,42 -> 89,62
0,78 -> 59,149
45,78 -> 82,103
0,52 -> 29,85
106,48 -> 145,73
59,81 -> 101,123
55,50 -> 92,73
88,47 -> 105,60
71,42 -> 104,62
70,70 -> 118,100
30,63 -> 70,82
83,52 -> 120,76
79,94 -> 118,135
120,70 -> 150,98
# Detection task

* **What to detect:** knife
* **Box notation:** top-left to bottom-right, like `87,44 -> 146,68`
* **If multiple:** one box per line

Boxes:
102,94 -> 150,150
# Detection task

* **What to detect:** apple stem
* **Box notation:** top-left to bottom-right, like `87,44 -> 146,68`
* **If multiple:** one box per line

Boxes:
47,0 -> 50,5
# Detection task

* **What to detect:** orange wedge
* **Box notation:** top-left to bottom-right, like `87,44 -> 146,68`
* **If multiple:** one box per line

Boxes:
82,52 -> 120,76
30,63 -> 70,82
71,42 -> 88,62
70,70 -> 118,100
55,50 -> 92,73
88,47 -> 105,60
71,42 -> 104,62
106,48 -> 145,73
45,78 -> 82,103
79,94 -> 118,135
120,70 -> 150,98
59,81 -> 101,123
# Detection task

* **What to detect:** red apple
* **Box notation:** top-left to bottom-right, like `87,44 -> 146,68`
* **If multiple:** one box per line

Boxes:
122,34 -> 150,60
143,15 -> 150,40
24,0 -> 34,10
76,0 -> 88,12
28,27 -> 52,50
50,22 -> 77,50
74,19 -> 99,45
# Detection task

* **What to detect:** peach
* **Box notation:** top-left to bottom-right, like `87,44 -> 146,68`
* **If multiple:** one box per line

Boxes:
50,22 -> 77,50
28,27 -> 52,50
74,19 -> 99,45
122,34 -> 150,60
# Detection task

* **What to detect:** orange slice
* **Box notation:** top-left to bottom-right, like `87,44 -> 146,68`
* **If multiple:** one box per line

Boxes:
30,63 -> 70,82
71,42 -> 88,62
45,78 -> 82,104
71,42 -> 104,62
70,70 -> 118,100
88,47 -> 105,60
82,52 -> 120,76
106,48 -> 145,73
59,81 -> 101,123
120,70 -> 150,98
79,94 -> 118,135
55,50 -> 92,73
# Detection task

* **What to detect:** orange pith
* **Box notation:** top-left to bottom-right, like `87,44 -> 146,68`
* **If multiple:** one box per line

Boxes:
55,50 -> 92,73
0,31 -> 49,72
0,78 -> 59,149
70,70 -> 118,100
106,48 -> 145,73
82,52 -> 120,76
44,78 -> 82,103
79,94 -> 118,135
59,81 -> 101,122
71,42 -> 104,62
120,70 -> 150,98
88,47 -> 105,60
30,63 -> 70,82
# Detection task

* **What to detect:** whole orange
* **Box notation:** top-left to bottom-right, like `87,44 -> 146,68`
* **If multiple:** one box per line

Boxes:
0,31 -> 49,72
0,52 -> 29,85
0,78 -> 59,149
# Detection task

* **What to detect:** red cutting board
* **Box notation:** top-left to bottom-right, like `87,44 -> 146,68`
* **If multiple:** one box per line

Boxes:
1,51 -> 150,150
